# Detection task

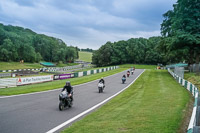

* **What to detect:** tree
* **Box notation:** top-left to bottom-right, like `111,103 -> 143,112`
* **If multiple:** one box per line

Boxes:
0,48 -> 9,61
19,43 -> 36,62
161,0 -> 200,70
35,52 -> 43,63
65,47 -> 78,63
0,38 -> 18,61
0,23 -> 79,63
92,37 -> 165,66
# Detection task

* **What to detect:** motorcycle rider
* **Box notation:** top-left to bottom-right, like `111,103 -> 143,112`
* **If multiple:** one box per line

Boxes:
127,71 -> 130,77
122,74 -> 126,79
62,81 -> 73,101
122,75 -> 126,83
99,77 -> 105,88
131,69 -> 134,75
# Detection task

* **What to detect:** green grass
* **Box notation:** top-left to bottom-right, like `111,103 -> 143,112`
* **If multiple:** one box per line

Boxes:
0,62 -> 80,70
184,72 -> 200,88
0,68 -> 127,96
56,63 -> 79,67
0,62 -> 43,70
78,51 -> 92,62
119,64 -> 157,69
62,70 -> 191,133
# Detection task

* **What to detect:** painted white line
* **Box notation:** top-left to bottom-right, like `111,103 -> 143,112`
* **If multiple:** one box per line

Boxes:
0,69 -> 129,99
46,69 -> 145,133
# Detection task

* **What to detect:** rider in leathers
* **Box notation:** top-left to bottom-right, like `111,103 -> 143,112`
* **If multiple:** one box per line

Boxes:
62,81 -> 73,101
99,77 -> 105,88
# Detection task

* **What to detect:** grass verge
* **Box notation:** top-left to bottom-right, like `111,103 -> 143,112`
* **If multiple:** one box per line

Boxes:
0,68 -> 126,96
62,70 -> 191,133
119,64 -> 157,69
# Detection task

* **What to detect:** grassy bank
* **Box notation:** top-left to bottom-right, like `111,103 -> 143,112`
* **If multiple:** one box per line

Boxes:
62,70 -> 191,133
0,62 -> 80,70
0,62 -> 43,70
0,68 -> 127,96
78,51 -> 92,62
184,72 -> 200,88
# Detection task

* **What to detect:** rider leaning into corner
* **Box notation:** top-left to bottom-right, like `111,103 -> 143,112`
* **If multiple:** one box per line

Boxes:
99,77 -> 105,88
62,81 -> 73,101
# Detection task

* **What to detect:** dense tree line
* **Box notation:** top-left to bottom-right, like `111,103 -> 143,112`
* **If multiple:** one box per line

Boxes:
0,23 -> 78,63
92,37 -> 165,67
79,48 -> 93,52
160,0 -> 200,67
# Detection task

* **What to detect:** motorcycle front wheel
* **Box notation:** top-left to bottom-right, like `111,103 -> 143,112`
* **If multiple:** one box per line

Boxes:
68,100 -> 72,108
59,102 -> 64,111
99,87 -> 102,93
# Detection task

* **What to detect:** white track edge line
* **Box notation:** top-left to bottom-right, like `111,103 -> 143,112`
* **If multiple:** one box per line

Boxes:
0,69 -> 129,99
46,69 -> 145,133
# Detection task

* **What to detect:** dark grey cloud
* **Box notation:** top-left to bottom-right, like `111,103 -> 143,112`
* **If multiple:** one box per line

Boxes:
0,0 -> 176,49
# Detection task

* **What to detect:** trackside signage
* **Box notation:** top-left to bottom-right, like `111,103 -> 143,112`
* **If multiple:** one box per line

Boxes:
54,74 -> 72,80
59,74 -> 71,80
17,75 -> 53,85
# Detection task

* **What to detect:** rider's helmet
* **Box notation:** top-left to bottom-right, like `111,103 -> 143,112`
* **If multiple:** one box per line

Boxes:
101,77 -> 104,79
66,81 -> 71,86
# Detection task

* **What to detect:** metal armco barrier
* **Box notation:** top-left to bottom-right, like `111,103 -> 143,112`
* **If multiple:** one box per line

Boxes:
168,68 -> 199,133
71,66 -> 118,78
0,73 -> 11,78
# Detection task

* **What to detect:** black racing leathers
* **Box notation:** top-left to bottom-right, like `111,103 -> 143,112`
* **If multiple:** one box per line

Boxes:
62,85 -> 73,101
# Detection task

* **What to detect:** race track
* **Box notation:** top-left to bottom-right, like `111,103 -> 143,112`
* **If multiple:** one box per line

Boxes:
0,69 -> 144,133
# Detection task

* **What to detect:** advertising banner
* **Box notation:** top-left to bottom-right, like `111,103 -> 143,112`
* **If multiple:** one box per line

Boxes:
70,73 -> 74,78
17,75 -> 54,85
0,78 -> 17,88
54,75 -> 60,80
58,74 -> 71,80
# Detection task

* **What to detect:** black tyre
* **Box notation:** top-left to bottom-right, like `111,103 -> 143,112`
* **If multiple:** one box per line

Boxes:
59,102 -> 64,111
99,88 -> 101,93
68,100 -> 72,108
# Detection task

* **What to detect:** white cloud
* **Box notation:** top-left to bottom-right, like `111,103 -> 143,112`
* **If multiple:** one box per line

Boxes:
0,0 -> 175,49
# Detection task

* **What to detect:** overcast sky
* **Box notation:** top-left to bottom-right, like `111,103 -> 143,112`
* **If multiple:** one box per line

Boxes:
0,0 -> 176,49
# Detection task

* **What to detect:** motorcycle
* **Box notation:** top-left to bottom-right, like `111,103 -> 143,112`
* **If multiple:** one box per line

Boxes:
59,90 -> 72,111
127,72 -> 130,77
131,70 -> 134,75
98,82 -> 104,93
122,77 -> 126,84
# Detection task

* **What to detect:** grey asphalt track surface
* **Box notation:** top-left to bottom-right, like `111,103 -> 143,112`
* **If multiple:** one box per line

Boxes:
0,69 -> 144,133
